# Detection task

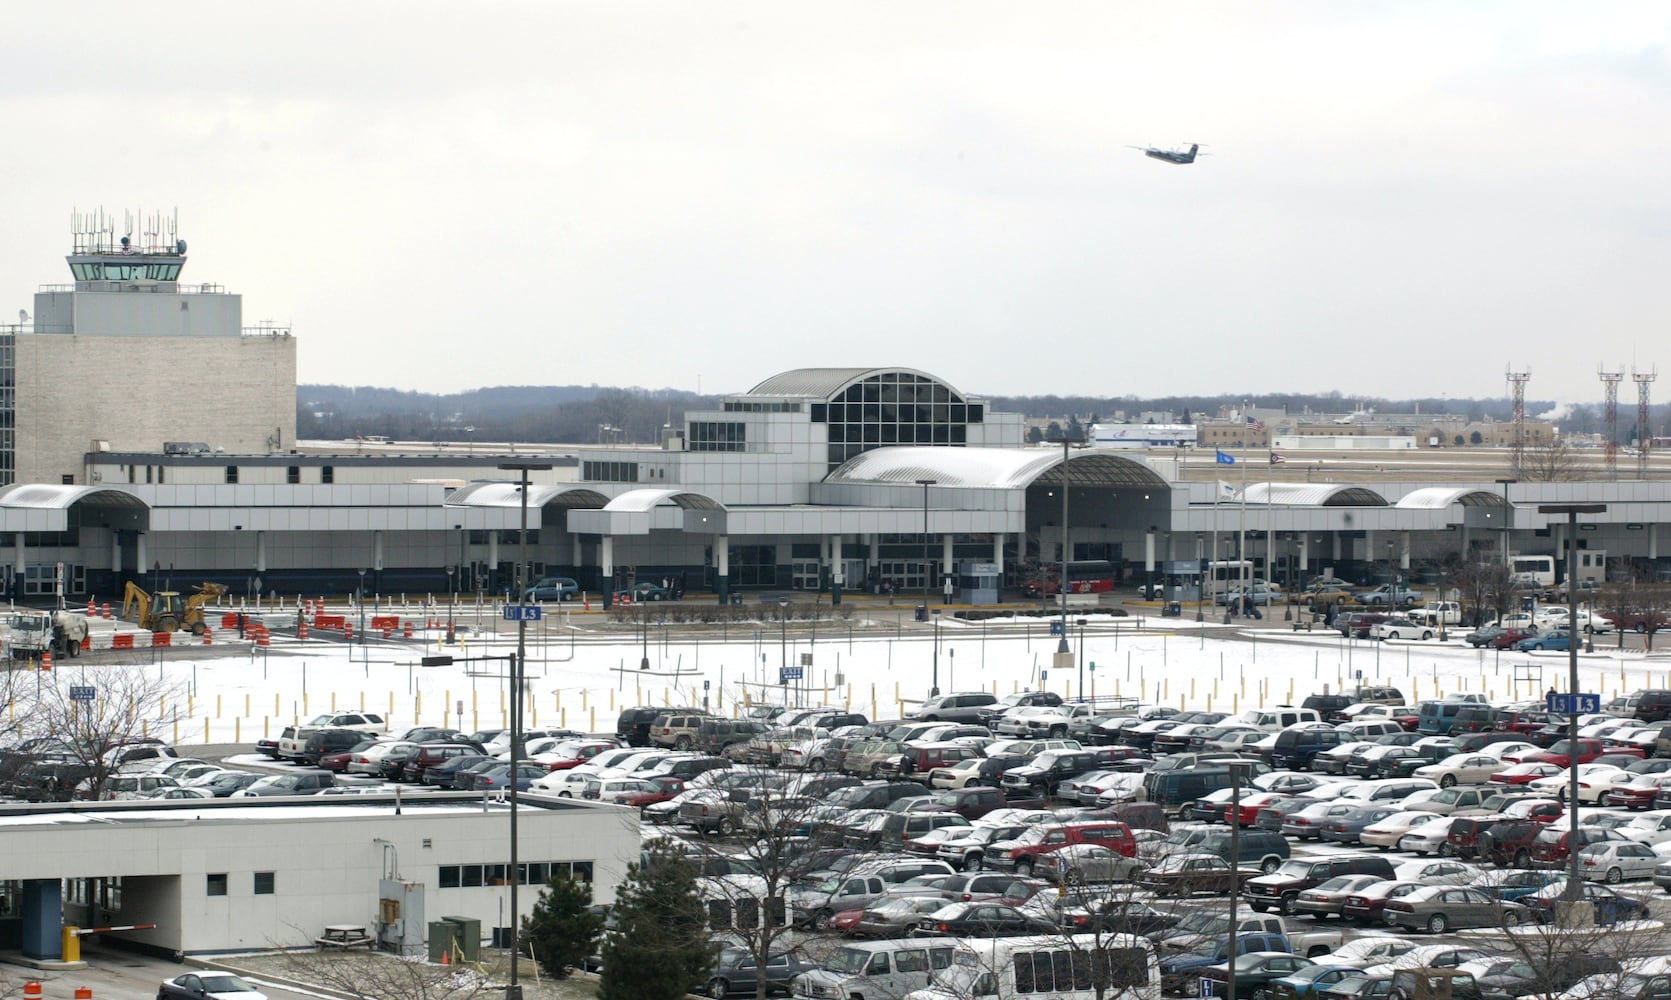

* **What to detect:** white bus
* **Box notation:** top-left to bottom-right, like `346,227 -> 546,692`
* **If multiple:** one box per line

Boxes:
906,933 -> 1158,1000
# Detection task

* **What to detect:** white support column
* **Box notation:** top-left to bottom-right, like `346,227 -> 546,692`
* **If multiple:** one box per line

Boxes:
572,534 -> 582,568
1332,533 -> 1343,562
830,534 -> 844,579
1300,535 -> 1310,578
488,533 -> 498,577
257,531 -> 268,573
1399,532 -> 1410,571
942,534 -> 954,577
111,532 -> 121,574
13,533 -> 23,595
371,530 -> 382,573
136,534 -> 147,577
992,533 -> 1005,576
601,537 -> 614,576
1650,525 -> 1658,562
716,536 -> 729,577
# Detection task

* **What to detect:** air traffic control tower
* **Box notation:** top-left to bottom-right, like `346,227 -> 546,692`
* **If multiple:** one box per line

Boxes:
4,210 -> 296,486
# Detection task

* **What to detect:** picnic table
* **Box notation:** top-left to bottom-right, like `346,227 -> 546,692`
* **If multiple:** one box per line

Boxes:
316,924 -> 373,949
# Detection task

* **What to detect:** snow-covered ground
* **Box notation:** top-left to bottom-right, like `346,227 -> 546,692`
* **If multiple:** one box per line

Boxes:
57,605 -> 1671,747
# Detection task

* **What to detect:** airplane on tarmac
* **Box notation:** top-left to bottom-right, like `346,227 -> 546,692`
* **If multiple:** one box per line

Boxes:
1129,143 -> 1207,165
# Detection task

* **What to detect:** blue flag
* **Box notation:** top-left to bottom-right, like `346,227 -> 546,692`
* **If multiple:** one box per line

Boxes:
1215,450 -> 1235,465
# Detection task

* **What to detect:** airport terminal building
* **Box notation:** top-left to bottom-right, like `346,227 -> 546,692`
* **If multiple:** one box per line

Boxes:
0,230 -> 1666,602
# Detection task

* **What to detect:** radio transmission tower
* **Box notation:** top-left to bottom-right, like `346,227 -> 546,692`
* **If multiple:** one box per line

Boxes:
1506,369 -> 1531,475
1635,367 -> 1658,480
1601,368 -> 1623,480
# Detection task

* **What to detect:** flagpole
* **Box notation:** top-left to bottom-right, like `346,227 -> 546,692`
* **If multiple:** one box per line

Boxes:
1237,428 -> 1248,623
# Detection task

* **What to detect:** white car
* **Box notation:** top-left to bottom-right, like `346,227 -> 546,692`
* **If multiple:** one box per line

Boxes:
1060,770 -> 1140,805
1312,935 -> 1417,968
1370,618 -> 1434,641
927,758 -> 987,789
1576,840 -> 1659,882
1360,810 -> 1441,850
594,778 -> 656,803
1616,810 -> 1671,846
1392,858 -> 1476,885
159,974 -> 269,1000
1397,816 -> 1461,856
1529,764 -> 1629,803
1416,753 -> 1508,787
345,739 -> 411,776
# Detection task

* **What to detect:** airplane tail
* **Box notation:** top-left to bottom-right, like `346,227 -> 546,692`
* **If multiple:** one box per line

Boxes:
1187,144 -> 1199,160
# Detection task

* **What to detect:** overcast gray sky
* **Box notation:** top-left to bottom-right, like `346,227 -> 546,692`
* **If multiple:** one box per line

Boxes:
4,2 -> 1667,404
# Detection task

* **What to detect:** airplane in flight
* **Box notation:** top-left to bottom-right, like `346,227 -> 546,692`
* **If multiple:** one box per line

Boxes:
1129,143 -> 1206,165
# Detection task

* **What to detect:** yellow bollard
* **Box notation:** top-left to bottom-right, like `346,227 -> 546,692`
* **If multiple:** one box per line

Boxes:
204,718 -> 210,743
187,695 -> 194,717
1190,678 -> 1195,699
173,721 -> 179,745
590,707 -> 596,731
235,718 -> 241,743
1207,693 -> 1213,712
415,691 -> 422,719
244,694 -> 250,716
301,693 -> 307,714
609,689 -> 615,711
275,693 -> 280,716
216,695 -> 222,717
561,707 -> 567,727
579,690 -> 585,712
331,692 -> 337,711
1232,694 -> 1238,711
389,692 -> 395,716
264,717 -> 269,738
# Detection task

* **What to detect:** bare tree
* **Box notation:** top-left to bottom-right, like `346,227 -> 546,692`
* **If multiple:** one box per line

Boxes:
1490,904 -> 1671,1000
8,662 -> 184,798
1454,560 -> 1517,627
682,768 -> 835,1000
279,947 -> 500,1000
1514,437 -> 1588,482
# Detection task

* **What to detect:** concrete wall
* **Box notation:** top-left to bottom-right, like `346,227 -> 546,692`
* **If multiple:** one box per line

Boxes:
16,334 -> 296,485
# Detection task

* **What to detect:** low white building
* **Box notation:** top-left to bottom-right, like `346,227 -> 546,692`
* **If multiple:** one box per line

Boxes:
0,792 -> 637,957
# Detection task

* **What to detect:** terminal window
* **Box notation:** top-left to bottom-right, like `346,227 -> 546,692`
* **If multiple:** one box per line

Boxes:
206,874 -> 227,897
253,872 -> 275,895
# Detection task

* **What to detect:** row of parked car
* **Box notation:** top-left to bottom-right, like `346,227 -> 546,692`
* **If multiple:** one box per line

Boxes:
542,686 -> 1671,1000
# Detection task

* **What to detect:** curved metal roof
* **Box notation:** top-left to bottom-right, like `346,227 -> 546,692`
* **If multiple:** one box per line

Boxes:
0,484 -> 148,510
825,446 -> 1170,490
602,488 -> 727,512
1238,483 -> 1389,506
744,367 -> 967,401
1395,487 -> 1506,509
445,482 -> 609,509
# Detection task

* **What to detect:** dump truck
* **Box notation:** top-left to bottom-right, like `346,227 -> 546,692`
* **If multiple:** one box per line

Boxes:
120,581 -> 227,634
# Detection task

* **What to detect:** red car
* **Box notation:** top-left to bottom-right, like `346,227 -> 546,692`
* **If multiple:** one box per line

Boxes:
541,740 -> 616,771
318,745 -> 365,772
621,776 -> 686,809
1490,762 -> 1563,785
1488,628 -> 1536,649
1226,792 -> 1296,827
1521,739 -> 1643,769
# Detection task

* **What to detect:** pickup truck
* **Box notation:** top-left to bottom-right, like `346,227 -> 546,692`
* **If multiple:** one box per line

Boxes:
1521,737 -> 1643,768
1158,913 -> 1344,960
994,702 -> 1098,738
1406,601 -> 1461,626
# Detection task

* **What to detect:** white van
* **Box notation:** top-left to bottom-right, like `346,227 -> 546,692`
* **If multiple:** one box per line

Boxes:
1236,706 -> 1324,732
904,934 -> 1158,1000
791,940 -> 956,1000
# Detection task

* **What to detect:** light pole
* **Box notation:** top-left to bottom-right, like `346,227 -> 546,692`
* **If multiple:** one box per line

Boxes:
1539,502 -> 1606,909
1495,478 -> 1517,567
498,460 -> 549,1000
778,598 -> 790,705
1194,533 -> 1204,622
356,568 -> 367,655
1386,540 -> 1395,606
1222,536 -> 1235,625
922,474 -> 935,618
1227,760 -> 1253,1000
931,608 -> 942,697
1057,435 -> 1076,663
1076,616 -> 1088,698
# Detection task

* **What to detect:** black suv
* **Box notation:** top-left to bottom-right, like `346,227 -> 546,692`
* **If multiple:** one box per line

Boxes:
1478,819 -> 1544,868
1241,855 -> 1397,915
1301,693 -> 1354,722
1194,829 -> 1290,873
1635,689 -> 1671,723
302,727 -> 369,766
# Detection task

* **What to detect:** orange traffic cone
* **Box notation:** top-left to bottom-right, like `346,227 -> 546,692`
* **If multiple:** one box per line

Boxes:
441,949 -> 450,967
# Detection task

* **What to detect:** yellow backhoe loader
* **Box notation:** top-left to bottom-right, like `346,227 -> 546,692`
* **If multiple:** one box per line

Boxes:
121,581 -> 228,634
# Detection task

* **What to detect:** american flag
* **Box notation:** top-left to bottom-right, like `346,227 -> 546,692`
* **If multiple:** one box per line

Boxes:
1247,416 -> 1265,431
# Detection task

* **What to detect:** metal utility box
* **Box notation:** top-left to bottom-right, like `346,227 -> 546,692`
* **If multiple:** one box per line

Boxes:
441,916 -> 481,961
